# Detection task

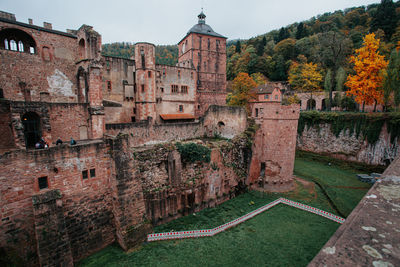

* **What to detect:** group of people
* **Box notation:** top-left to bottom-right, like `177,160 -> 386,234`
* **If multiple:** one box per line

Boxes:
35,137 -> 77,149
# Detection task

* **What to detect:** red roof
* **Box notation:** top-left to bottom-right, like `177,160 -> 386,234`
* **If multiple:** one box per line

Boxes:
160,114 -> 195,120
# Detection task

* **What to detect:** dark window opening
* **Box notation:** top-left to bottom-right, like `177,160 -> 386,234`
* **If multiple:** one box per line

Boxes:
107,81 -> 112,91
163,69 -> 166,77
38,176 -> 48,190
260,162 -> 266,177
0,28 -> 36,54
133,108 -> 136,114
218,121 -> 225,127
160,87 -> 164,93
0,88 -> 3,99
171,85 -> 179,93
179,105 -> 184,112
131,117 -> 136,122
148,71 -> 151,78
90,168 -> 96,178
22,112 -> 41,148
181,85 -> 188,94
178,70 -> 180,78
207,38 -> 210,50
198,105 -> 200,110
140,47 -> 145,69
255,108 -> 259,117
82,170 -> 88,179
141,84 -> 145,92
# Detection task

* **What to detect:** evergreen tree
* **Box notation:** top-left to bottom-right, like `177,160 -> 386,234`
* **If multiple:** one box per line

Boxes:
296,22 -> 306,39
371,0 -> 398,40
235,40 -> 242,53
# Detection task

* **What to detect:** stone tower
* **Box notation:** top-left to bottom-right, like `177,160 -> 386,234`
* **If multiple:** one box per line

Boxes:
134,42 -> 157,121
178,11 -> 227,117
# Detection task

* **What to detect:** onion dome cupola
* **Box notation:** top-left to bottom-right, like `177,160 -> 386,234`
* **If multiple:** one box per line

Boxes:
185,10 -> 226,39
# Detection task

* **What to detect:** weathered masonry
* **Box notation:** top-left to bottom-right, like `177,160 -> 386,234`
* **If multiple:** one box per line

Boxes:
0,9 -> 300,266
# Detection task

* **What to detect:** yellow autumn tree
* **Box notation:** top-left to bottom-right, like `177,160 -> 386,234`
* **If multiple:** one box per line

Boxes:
345,33 -> 389,110
227,72 -> 257,114
289,61 -> 323,99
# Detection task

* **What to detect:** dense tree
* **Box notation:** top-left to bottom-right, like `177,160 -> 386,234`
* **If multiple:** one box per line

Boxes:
288,62 -> 323,100
251,72 -> 268,86
235,40 -> 242,53
257,36 -> 267,56
317,31 -> 353,110
383,48 -> 400,110
276,27 -> 290,43
274,38 -> 296,60
345,33 -> 389,111
227,73 -> 257,113
296,22 -> 306,39
371,0 -> 398,40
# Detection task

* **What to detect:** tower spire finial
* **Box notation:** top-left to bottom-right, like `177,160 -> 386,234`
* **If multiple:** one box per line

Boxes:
198,7 -> 206,24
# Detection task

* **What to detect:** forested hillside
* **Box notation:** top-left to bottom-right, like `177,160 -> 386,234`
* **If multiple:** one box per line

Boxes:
102,43 -> 178,65
227,0 -> 399,81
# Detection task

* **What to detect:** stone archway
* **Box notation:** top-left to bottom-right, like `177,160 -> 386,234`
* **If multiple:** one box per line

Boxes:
306,99 -> 316,110
22,112 -> 41,148
321,99 -> 327,111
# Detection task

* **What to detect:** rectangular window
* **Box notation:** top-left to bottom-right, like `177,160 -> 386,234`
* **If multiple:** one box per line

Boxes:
191,72 -> 193,79
163,69 -> 166,77
181,85 -> 188,94
160,87 -> 164,93
141,84 -> 145,92
275,95 -> 278,100
178,70 -> 181,78
107,81 -> 112,91
0,89 -> 4,99
255,108 -> 259,117
148,71 -> 152,78
82,170 -> 88,180
265,94 -> 269,99
38,176 -> 48,190
171,85 -> 179,93
179,105 -> 184,112
90,168 -> 96,178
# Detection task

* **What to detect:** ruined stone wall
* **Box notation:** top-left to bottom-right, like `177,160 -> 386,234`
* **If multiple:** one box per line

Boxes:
135,138 -> 250,225
195,92 -> 227,118
0,142 -> 115,265
49,103 -> 90,142
156,64 -> 196,120
249,103 -> 300,192
297,122 -> 400,166
202,105 -> 247,139
0,21 -> 79,103
106,105 -> 247,146
0,102 -> 15,150
102,56 -> 135,123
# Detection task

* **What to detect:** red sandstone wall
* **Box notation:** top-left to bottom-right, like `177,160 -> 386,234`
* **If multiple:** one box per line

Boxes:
0,21 -> 79,103
0,104 -> 15,150
0,142 -> 115,265
248,103 -> 300,192
49,103 -> 89,143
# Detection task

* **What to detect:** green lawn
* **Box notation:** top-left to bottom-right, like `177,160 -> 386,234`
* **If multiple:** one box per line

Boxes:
78,152 -> 372,267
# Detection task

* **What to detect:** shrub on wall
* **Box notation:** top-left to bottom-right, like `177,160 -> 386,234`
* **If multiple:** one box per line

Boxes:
176,142 -> 211,163
298,111 -> 400,145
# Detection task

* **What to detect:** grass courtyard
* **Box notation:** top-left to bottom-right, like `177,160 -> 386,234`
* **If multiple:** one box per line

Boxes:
78,152 -> 373,267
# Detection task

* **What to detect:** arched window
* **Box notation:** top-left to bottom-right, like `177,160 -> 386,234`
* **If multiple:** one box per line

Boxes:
0,28 -> 36,54
18,41 -> 24,52
10,40 -> 17,51
78,38 -> 85,59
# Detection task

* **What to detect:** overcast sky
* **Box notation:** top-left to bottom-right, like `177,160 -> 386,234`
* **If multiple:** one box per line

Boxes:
0,0 -> 380,45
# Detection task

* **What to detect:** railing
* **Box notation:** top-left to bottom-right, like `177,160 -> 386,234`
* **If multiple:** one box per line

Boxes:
147,198 -> 345,242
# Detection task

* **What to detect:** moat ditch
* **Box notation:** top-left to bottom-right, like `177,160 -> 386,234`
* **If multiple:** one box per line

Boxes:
78,151 -> 374,267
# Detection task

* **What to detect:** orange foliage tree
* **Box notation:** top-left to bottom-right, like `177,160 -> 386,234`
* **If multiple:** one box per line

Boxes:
345,33 -> 389,109
227,72 -> 257,113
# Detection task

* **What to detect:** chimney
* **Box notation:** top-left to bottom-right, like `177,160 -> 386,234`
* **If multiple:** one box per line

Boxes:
43,22 -> 52,30
28,18 -> 33,25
